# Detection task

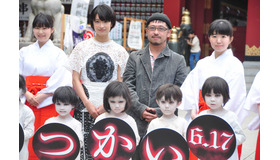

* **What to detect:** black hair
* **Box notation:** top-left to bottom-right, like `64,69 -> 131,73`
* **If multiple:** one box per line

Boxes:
156,84 -> 182,103
202,76 -> 230,105
52,86 -> 79,107
89,4 -> 116,31
188,29 -> 194,34
103,81 -> 131,113
19,74 -> 26,94
32,13 -> 54,29
208,19 -> 233,37
32,12 -> 54,40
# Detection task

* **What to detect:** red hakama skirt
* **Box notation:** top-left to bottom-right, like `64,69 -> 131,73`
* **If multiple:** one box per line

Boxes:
25,76 -> 58,160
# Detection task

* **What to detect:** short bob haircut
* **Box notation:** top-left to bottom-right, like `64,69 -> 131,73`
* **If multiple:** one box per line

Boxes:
201,76 -> 230,105
156,84 -> 182,103
32,12 -> 54,40
208,19 -> 233,37
103,81 -> 131,113
19,74 -> 26,94
52,86 -> 79,107
89,4 -> 116,31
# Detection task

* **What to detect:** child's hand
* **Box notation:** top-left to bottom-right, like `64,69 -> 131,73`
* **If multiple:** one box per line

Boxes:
142,107 -> 157,122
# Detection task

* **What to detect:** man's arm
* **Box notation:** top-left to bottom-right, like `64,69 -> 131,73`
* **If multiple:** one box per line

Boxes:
123,54 -> 156,121
174,55 -> 188,87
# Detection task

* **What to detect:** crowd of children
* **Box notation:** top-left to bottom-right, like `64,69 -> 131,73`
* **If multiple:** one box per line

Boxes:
19,5 -> 259,160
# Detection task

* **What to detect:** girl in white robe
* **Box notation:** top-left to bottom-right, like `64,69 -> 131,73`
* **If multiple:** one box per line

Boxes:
179,19 -> 248,160
179,19 -> 248,124
19,13 -> 72,160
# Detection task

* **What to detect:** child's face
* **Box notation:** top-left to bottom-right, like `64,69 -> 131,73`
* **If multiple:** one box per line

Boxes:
188,33 -> 194,39
204,89 -> 224,110
208,33 -> 233,57
157,96 -> 180,116
55,101 -> 74,118
108,96 -> 126,115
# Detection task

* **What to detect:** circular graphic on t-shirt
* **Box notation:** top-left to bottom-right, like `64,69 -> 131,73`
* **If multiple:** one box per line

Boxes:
86,52 -> 115,82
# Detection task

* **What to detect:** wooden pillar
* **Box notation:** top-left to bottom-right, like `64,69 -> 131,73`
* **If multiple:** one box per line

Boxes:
163,0 -> 185,27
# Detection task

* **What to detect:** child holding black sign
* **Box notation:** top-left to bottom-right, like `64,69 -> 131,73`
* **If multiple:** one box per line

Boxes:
94,81 -> 140,145
44,86 -> 83,160
147,84 -> 189,138
199,76 -> 246,160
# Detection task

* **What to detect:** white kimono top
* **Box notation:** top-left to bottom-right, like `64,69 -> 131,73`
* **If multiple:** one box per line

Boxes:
19,40 -> 72,108
45,117 -> 83,160
95,112 -> 140,145
19,102 -> 35,160
147,116 -> 189,139
66,38 -> 129,108
244,71 -> 260,130
179,49 -> 247,123
199,109 -> 246,160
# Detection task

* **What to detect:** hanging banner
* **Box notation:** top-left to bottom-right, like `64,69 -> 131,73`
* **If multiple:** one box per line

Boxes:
94,0 -> 111,8
109,21 -> 122,40
127,20 -> 142,49
71,0 -> 90,17
186,115 -> 236,160
63,0 -> 90,54
88,118 -> 136,160
32,123 -> 80,160
139,128 -> 189,160
19,0 -> 32,21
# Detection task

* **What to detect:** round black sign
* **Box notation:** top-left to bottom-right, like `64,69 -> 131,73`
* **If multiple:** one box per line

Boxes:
19,123 -> 24,152
32,123 -> 80,160
88,117 -> 136,160
186,115 -> 236,160
140,128 -> 189,160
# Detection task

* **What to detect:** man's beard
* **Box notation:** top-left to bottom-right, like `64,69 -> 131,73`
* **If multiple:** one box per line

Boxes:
150,41 -> 161,46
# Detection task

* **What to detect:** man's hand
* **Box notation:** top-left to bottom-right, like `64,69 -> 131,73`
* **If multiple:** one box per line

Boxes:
142,107 -> 157,122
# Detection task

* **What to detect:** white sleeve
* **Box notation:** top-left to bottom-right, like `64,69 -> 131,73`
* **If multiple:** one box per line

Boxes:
224,63 -> 248,124
23,110 -> 35,141
244,72 -> 260,113
231,113 -> 246,145
179,66 -> 200,112
39,52 -> 72,94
